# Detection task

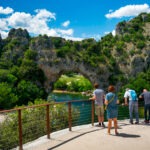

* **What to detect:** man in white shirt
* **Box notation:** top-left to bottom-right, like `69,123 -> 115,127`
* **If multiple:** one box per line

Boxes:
124,88 -> 139,124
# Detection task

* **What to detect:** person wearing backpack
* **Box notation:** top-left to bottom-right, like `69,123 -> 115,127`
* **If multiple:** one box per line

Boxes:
124,88 -> 139,124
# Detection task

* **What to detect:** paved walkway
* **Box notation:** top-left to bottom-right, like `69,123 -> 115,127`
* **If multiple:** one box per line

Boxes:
21,120 -> 150,150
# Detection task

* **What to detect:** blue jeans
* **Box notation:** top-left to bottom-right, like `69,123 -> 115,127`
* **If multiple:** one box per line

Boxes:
129,101 -> 139,122
144,104 -> 150,121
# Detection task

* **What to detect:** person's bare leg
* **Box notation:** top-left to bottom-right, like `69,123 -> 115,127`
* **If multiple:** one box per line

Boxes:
113,118 -> 118,135
101,116 -> 105,127
98,116 -> 101,122
108,119 -> 112,134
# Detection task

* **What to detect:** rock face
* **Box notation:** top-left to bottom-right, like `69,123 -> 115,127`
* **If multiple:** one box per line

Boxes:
38,58 -> 110,92
8,28 -> 30,39
0,13 -> 150,93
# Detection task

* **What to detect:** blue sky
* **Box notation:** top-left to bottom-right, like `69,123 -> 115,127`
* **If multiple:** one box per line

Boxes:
0,0 -> 150,41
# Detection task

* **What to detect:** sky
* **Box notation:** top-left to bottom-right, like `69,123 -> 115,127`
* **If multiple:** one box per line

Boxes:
0,0 -> 150,41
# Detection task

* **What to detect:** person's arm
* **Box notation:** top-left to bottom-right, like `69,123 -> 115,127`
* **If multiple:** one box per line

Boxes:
104,94 -> 108,105
124,91 -> 128,105
104,99 -> 108,105
117,100 -> 120,104
139,93 -> 143,99
89,95 -> 96,101
124,97 -> 128,105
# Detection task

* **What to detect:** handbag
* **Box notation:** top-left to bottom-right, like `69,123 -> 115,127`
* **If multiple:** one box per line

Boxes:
104,94 -> 115,110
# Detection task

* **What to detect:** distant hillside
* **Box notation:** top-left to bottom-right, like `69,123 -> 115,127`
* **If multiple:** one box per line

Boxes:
0,12 -> 150,108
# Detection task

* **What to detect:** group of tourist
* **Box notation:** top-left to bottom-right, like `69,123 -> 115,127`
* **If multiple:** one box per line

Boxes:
89,83 -> 150,135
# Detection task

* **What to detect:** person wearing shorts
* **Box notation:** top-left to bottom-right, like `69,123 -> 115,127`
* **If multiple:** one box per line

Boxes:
89,83 -> 105,127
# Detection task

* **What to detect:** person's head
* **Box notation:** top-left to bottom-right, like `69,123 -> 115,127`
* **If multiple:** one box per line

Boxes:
108,85 -> 115,92
126,88 -> 130,91
94,83 -> 99,88
143,89 -> 147,92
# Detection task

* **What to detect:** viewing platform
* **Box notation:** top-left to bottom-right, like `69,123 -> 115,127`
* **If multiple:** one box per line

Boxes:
22,119 -> 150,150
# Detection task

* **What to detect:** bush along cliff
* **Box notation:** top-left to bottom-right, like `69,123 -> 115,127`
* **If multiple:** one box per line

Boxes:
0,13 -> 150,109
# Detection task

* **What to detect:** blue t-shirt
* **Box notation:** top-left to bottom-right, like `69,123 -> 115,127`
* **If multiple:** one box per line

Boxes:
140,91 -> 150,105
105,92 -> 118,119
105,92 -> 118,107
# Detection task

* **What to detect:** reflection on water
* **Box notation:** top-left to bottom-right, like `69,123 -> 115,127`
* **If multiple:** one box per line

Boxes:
48,92 -> 92,125
48,93 -> 144,124
48,92 -> 89,102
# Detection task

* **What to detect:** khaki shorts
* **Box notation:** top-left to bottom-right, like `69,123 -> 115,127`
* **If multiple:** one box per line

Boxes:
95,105 -> 104,117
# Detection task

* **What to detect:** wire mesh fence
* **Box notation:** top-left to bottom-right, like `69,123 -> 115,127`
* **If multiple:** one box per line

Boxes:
0,100 -> 145,150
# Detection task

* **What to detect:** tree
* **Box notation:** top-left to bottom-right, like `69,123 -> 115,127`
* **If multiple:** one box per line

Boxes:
16,80 -> 44,105
0,82 -> 18,109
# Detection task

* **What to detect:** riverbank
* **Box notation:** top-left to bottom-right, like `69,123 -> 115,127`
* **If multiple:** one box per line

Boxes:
53,90 -> 81,94
52,90 -> 92,97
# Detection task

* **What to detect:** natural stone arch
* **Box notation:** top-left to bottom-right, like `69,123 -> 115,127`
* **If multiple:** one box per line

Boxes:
38,59 -> 110,93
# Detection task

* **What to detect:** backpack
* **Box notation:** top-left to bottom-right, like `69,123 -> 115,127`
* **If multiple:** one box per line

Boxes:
130,90 -> 137,101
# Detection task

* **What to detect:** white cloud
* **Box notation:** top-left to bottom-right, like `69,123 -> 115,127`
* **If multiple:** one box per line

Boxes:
0,7 -> 77,40
57,29 -> 73,36
0,6 -> 13,14
104,31 -> 110,35
63,36 -> 83,41
104,30 -> 116,36
34,9 -> 56,20
105,3 -> 150,19
62,20 -> 70,27
112,30 -> 116,36
0,30 -> 8,38
0,19 -> 9,30
8,12 -> 32,27
81,33 -> 101,41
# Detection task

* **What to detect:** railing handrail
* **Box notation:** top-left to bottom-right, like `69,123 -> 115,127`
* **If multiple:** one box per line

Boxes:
0,99 -> 94,150
0,99 -> 90,113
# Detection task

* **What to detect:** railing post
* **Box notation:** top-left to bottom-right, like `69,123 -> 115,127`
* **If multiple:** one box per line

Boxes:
46,105 -> 50,139
91,100 -> 95,126
68,102 -> 72,131
18,109 -> 23,150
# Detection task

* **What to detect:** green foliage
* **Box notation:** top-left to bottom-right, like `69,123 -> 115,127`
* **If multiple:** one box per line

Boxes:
16,80 -> 44,105
0,82 -> 18,109
116,41 -> 125,52
51,37 -> 65,48
118,69 -> 150,102
56,46 -> 71,57
24,49 -> 37,60
54,74 -> 92,92
0,12 -> 150,109
0,100 -> 79,149
0,69 -> 17,86
136,41 -> 146,49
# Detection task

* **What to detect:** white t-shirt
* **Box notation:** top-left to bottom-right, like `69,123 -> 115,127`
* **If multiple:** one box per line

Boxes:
124,90 -> 132,101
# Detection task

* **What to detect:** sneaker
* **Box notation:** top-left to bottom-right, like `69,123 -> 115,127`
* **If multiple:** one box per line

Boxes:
135,122 -> 139,124
144,120 -> 148,123
130,121 -> 133,124
102,122 -> 105,127
99,122 -> 101,126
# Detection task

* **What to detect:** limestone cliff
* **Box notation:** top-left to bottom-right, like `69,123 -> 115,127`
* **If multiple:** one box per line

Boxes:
0,13 -> 150,92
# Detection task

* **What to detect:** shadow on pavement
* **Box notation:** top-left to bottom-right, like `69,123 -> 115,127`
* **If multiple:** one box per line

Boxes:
48,128 -> 101,150
114,133 -> 141,138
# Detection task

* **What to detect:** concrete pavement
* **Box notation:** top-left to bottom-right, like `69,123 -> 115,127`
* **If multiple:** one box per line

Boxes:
20,119 -> 150,150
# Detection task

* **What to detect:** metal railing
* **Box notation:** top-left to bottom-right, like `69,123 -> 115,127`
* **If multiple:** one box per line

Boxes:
0,100 -> 144,150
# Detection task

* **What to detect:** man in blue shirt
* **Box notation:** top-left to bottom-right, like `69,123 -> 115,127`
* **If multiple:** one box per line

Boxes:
139,89 -> 150,123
